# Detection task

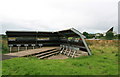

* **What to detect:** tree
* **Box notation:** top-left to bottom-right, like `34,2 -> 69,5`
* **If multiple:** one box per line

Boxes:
105,31 -> 114,40
118,34 -> 120,39
83,32 -> 89,38
88,34 -> 95,38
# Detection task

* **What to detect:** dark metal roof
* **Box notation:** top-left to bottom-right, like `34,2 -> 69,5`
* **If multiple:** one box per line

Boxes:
106,27 -> 113,33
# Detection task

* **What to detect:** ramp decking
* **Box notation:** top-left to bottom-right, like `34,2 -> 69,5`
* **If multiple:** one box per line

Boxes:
4,47 -> 59,57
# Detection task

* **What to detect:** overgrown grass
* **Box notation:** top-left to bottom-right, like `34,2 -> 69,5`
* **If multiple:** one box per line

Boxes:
1,36 -> 9,54
2,40 -> 119,75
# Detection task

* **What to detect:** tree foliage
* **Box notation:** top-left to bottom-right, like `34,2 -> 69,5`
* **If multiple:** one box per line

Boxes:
105,31 -> 114,40
83,32 -> 89,38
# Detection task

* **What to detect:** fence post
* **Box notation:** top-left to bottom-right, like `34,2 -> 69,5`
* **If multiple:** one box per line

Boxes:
24,44 -> 28,50
17,44 -> 21,52
31,44 -> 35,49
9,44 -> 13,53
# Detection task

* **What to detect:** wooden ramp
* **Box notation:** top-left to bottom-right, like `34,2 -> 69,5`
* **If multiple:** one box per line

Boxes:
4,47 -> 59,57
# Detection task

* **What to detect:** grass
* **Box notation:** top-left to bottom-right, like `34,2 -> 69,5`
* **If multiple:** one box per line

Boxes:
1,36 -> 9,54
1,40 -> 119,75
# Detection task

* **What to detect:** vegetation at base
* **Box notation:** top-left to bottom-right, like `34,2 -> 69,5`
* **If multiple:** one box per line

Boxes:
105,32 -> 114,40
2,40 -> 118,75
83,32 -> 95,39
1,35 -> 9,54
82,31 -> 119,40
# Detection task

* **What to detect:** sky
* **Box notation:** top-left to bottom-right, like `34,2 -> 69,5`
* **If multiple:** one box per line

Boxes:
0,0 -> 119,34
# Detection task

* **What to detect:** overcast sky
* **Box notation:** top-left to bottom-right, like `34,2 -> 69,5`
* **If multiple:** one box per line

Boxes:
0,0 -> 119,34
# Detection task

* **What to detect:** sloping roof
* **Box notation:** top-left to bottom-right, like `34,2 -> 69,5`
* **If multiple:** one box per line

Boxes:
56,28 -> 91,55
106,27 -> 113,33
58,28 -> 91,55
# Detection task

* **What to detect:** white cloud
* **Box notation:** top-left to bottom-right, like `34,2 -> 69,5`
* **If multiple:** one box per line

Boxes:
0,0 -> 118,34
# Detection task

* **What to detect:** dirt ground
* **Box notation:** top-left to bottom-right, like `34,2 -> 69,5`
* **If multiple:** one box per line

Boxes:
0,54 -> 18,61
48,54 -> 69,59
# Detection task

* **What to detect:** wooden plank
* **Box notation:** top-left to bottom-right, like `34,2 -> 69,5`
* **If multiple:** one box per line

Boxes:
38,52 -> 59,59
35,50 -> 58,57
4,47 -> 59,57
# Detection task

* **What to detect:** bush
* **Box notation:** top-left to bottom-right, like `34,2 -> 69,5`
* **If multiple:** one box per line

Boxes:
105,32 -> 114,40
1,36 -> 9,54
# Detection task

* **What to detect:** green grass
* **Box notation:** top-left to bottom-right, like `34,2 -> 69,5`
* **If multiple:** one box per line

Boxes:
2,45 -> 118,75
1,40 -> 119,75
1,37 -> 9,54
